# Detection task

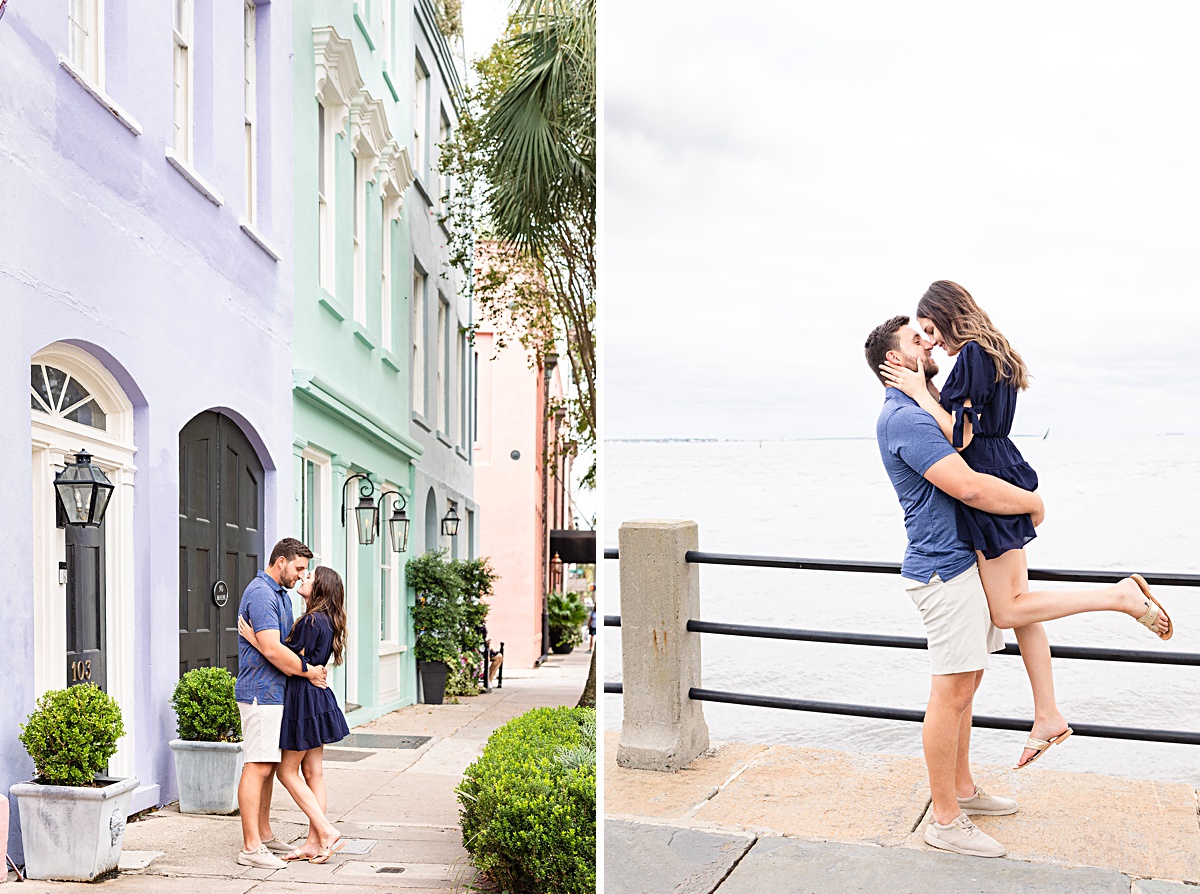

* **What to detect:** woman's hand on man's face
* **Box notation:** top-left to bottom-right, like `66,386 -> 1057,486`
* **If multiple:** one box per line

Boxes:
879,357 -> 927,401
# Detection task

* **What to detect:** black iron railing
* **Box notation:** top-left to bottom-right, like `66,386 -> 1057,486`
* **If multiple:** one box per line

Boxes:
604,548 -> 1200,746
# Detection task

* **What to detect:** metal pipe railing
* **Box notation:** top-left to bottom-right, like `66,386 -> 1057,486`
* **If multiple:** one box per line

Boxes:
604,546 -> 1200,747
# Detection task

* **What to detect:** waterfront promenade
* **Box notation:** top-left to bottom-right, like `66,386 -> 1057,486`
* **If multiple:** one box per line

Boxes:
5,651 -> 590,892
605,731 -> 1200,894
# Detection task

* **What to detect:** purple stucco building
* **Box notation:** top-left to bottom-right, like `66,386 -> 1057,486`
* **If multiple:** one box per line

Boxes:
0,1 -> 294,861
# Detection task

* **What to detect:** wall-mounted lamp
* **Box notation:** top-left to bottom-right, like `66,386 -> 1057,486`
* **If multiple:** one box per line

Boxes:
377,490 -> 411,553
341,473 -> 378,546
441,505 -> 461,537
54,451 -> 114,527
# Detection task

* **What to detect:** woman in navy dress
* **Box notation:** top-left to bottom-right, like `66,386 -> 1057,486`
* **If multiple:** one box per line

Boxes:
239,565 -> 349,862
881,281 -> 1173,769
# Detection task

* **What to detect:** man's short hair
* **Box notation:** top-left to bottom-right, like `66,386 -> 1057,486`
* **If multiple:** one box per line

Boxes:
865,315 -> 909,386
269,537 -> 313,565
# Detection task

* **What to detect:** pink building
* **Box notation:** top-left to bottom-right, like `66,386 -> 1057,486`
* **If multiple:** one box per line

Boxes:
473,320 -> 571,670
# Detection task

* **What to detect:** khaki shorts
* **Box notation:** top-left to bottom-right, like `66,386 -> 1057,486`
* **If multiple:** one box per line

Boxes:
238,701 -> 284,763
904,564 -> 1004,675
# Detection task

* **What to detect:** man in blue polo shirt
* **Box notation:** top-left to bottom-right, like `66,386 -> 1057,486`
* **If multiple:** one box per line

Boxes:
867,316 -> 1044,859
234,537 -> 326,869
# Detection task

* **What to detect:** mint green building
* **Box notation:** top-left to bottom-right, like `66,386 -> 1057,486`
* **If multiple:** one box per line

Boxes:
290,0 -> 465,720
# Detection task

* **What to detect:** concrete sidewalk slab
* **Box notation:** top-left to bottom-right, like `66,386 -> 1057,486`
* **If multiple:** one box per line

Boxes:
1135,882 -> 1194,894
692,745 -> 931,846
605,820 -> 755,894
904,766 -> 1200,883
605,733 -> 769,822
718,835 -> 1132,894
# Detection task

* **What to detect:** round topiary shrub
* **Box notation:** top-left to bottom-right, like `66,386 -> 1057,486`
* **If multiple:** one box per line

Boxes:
19,684 -> 125,786
457,706 -> 596,894
170,667 -> 242,742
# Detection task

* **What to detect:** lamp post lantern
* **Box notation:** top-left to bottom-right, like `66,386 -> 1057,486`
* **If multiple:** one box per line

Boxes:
54,451 -> 115,527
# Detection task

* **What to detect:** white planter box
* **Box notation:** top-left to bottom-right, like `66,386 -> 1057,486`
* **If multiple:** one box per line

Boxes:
10,775 -> 138,882
169,739 -> 244,815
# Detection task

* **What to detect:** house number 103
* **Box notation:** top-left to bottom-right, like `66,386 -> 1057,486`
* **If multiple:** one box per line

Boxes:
70,659 -> 93,682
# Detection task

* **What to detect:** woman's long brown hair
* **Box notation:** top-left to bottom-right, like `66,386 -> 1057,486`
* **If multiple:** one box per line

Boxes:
287,565 -> 347,666
916,281 -> 1030,390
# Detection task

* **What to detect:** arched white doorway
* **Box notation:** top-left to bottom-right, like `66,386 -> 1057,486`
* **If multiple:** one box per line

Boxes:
29,342 -> 137,778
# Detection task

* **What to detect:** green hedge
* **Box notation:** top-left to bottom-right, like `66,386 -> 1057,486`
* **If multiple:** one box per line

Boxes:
458,706 -> 596,894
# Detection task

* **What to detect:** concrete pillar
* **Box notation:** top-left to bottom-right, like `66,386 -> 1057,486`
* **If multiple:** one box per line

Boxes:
617,519 -> 710,771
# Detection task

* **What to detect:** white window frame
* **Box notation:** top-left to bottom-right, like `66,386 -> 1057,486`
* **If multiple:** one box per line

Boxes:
299,448 -> 333,569
381,201 -> 393,353
244,1 -> 258,225
378,481 -> 401,645
459,330 -> 468,447
413,57 -> 428,181
413,270 -> 426,416
318,101 -> 336,292
352,153 -> 366,324
380,0 -> 392,74
437,298 -> 448,432
436,109 -> 451,211
69,0 -> 104,87
173,0 -> 194,162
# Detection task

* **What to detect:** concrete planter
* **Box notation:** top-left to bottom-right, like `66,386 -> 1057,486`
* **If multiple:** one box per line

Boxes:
168,739 -> 244,815
10,775 -> 138,882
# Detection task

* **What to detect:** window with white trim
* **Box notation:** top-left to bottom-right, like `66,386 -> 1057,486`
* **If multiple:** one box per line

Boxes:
437,109 -> 451,211
352,153 -> 366,324
381,201 -> 393,353
173,0 -> 194,161
69,0 -> 103,86
459,330 -> 468,447
437,298 -> 448,432
30,364 -> 107,430
318,101 -> 335,292
413,57 -> 428,181
243,1 -> 258,224
379,482 -> 401,643
413,270 -> 426,415
381,0 -> 392,74
299,449 -> 331,569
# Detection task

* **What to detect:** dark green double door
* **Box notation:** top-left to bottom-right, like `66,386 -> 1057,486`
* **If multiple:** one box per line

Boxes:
178,411 -> 265,677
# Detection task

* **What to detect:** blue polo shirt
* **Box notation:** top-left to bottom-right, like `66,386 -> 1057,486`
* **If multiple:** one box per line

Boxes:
234,570 -> 295,705
876,389 -> 976,584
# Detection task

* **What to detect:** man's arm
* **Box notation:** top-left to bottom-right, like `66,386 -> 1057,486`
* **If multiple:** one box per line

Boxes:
254,628 -> 328,688
923,452 -> 1044,525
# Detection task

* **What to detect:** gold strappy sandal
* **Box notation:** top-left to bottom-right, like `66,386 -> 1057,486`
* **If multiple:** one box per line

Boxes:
1015,727 -> 1073,769
1131,574 -> 1173,641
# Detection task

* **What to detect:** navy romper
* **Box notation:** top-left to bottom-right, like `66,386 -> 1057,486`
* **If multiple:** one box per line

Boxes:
938,341 -> 1039,560
279,612 -> 350,752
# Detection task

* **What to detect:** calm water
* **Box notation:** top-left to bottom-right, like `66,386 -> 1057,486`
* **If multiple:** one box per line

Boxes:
603,436 -> 1200,785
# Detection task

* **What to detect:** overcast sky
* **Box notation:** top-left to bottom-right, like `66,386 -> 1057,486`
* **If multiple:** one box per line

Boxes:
602,1 -> 1200,440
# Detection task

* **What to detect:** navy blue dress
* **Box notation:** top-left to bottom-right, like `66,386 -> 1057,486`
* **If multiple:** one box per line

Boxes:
938,341 -> 1038,560
279,612 -> 350,752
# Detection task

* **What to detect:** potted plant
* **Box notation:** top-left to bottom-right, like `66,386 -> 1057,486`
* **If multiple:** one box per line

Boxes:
549,591 -> 588,654
168,667 -> 243,814
10,684 -> 137,882
408,550 -> 465,705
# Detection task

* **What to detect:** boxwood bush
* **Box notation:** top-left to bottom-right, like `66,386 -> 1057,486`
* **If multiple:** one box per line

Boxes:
170,667 -> 242,742
19,684 -> 124,786
458,706 -> 596,894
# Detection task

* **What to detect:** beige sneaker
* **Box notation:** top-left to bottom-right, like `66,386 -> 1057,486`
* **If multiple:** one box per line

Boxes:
924,813 -> 1007,857
957,785 -> 1018,816
236,844 -> 288,869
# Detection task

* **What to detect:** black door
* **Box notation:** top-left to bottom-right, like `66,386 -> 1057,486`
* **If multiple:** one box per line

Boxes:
179,412 -> 265,676
65,517 -> 106,691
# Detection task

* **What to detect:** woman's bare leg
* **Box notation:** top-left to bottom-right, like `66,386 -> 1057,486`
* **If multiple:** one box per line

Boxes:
1010,621 -> 1068,767
977,549 -> 1167,633
301,746 -> 327,814
276,749 -> 339,852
